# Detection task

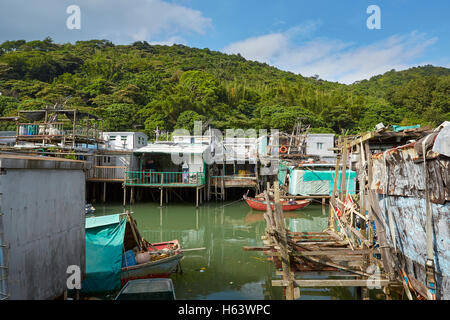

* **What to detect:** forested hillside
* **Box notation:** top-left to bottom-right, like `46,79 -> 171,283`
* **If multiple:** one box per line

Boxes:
0,38 -> 448,138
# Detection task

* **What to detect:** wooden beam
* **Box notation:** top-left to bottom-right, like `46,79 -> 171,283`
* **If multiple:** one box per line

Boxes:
272,279 -> 391,288
348,131 -> 376,148
242,246 -> 272,251
267,249 -> 374,257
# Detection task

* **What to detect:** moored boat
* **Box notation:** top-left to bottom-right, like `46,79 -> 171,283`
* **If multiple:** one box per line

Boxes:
121,240 -> 183,287
243,194 -> 311,211
82,212 -> 183,294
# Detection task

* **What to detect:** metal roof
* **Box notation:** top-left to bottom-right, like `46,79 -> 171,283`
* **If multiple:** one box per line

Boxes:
134,142 -> 210,154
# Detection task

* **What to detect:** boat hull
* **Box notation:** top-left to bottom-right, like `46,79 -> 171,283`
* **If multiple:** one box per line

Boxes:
244,196 -> 310,211
120,241 -> 183,287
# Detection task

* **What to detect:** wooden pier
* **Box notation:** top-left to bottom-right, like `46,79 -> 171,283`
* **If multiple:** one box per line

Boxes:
243,177 -> 398,300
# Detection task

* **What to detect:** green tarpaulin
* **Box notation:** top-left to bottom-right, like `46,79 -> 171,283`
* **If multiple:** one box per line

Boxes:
81,214 -> 126,294
289,170 -> 357,196
278,162 -> 289,186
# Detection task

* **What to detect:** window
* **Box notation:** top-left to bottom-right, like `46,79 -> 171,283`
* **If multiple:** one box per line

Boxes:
121,136 -> 127,141
317,142 -> 323,150
109,135 -> 116,141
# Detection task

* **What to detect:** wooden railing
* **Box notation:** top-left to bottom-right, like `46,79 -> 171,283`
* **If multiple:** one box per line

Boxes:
87,166 -> 127,181
124,171 -> 206,187
16,123 -> 103,141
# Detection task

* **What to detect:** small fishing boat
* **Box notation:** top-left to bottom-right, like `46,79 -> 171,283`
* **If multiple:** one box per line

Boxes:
120,240 -> 183,287
243,195 -> 311,211
82,212 -> 183,294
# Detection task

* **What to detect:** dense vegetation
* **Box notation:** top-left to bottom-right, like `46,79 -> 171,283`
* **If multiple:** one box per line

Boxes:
0,38 -> 448,138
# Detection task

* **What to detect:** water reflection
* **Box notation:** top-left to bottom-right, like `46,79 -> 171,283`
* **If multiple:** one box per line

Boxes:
94,201 -> 357,300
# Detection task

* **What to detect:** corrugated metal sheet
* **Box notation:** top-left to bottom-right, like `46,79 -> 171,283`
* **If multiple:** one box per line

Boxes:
371,143 -> 449,204
376,195 -> 449,299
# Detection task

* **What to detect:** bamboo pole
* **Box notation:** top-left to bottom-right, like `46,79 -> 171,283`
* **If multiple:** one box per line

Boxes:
274,181 -> 295,300
364,141 -> 374,244
329,137 -> 342,231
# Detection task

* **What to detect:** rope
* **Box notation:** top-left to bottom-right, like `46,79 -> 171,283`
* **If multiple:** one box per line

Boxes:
383,150 -> 397,252
221,197 -> 245,208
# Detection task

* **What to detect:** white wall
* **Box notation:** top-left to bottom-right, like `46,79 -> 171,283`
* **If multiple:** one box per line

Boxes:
0,168 -> 85,300
306,134 -> 335,157
103,132 -> 148,150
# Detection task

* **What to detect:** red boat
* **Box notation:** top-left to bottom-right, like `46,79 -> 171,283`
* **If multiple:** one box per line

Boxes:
120,214 -> 184,287
243,195 -> 311,211
121,240 -> 183,287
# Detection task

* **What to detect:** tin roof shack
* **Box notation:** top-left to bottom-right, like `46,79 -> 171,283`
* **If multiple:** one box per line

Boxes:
0,131 -> 16,146
14,109 -> 104,148
288,163 -> 357,197
210,137 -> 259,200
85,132 -> 147,202
0,154 -> 89,300
124,142 -> 211,207
369,123 -> 450,300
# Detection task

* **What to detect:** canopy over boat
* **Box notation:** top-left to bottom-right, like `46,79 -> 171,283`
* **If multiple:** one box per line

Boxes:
82,214 -> 127,294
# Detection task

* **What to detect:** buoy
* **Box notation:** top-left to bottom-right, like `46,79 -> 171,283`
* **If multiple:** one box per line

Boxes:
279,146 -> 288,154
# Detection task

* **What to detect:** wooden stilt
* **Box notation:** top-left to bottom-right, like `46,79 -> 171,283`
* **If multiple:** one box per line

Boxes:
102,182 -> 106,203
330,143 -> 341,231
123,186 -> 126,206
131,187 -> 135,205
196,187 -> 199,208
160,188 -> 163,207
165,188 -> 168,204
92,182 -> 97,203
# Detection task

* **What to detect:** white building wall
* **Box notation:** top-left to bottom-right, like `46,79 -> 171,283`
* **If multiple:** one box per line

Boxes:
0,164 -> 86,300
305,134 -> 335,157
102,132 -> 148,150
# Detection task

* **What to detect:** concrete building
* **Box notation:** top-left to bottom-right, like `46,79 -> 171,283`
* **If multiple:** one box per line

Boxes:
305,134 -> 336,163
102,132 -> 148,150
0,154 -> 89,299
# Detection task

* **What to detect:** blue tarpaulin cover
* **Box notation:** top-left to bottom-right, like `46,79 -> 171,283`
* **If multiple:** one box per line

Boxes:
81,214 -> 126,294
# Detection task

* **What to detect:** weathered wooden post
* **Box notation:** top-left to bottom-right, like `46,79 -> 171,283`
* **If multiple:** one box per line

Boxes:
72,110 -> 77,149
329,137 -> 342,231
274,181 -> 296,300
364,141 -> 374,244
196,187 -> 199,208
340,137 -> 349,211
103,182 -> 107,203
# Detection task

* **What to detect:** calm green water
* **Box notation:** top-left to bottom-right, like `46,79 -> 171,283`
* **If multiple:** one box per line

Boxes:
93,201 -> 358,300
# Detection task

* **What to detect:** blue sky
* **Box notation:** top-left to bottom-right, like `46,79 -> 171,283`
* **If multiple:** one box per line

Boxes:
0,0 -> 448,83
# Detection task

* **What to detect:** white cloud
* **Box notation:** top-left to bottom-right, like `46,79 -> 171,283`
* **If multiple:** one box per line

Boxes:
0,0 -> 212,44
223,29 -> 438,84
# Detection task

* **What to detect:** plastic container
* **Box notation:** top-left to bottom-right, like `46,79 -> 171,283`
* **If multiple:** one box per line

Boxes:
122,250 -> 137,268
136,251 -> 151,264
